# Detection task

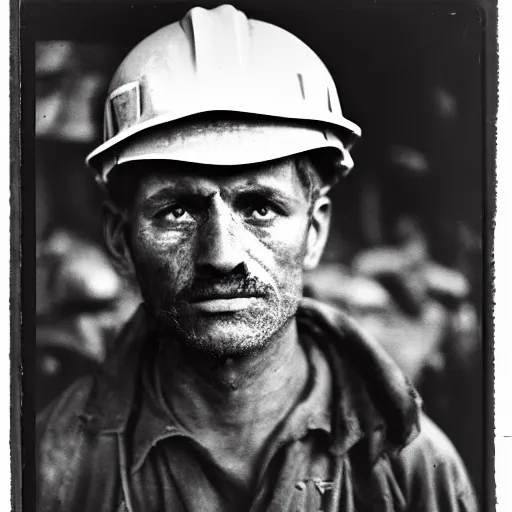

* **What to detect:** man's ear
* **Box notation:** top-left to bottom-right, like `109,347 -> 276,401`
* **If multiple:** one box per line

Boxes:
103,201 -> 136,278
303,195 -> 332,271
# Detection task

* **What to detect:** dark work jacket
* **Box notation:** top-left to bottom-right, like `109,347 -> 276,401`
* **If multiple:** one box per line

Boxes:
36,298 -> 477,512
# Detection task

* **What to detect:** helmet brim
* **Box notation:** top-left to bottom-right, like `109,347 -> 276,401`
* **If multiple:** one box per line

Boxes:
88,116 -> 359,183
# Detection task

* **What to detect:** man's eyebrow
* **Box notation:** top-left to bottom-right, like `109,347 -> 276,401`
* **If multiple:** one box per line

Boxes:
232,183 -> 301,204
142,180 -> 302,207
144,185 -> 213,204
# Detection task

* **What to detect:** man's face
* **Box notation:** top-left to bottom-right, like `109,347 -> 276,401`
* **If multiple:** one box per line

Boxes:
116,158 -> 323,357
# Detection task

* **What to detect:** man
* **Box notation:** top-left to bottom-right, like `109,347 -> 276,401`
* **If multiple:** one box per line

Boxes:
36,5 -> 477,511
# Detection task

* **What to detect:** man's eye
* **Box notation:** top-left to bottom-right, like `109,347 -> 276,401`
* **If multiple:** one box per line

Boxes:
157,206 -> 194,223
169,207 -> 186,219
248,206 -> 277,222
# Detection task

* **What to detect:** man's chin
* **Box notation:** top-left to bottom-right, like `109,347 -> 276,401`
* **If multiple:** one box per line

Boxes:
153,305 -> 288,358
176,318 -> 274,358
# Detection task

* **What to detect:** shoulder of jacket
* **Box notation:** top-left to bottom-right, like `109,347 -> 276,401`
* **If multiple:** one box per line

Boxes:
397,412 -> 465,468
36,376 -> 124,511
37,377 -> 107,506
385,412 -> 477,510
37,375 -> 96,436
37,375 -> 99,482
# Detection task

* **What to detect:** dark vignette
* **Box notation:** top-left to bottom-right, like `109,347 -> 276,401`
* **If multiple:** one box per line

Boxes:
18,4 -> 37,512
11,1 -> 21,512
481,2 -> 497,512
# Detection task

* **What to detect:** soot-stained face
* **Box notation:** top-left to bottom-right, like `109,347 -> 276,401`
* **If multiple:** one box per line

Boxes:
105,158 -> 330,357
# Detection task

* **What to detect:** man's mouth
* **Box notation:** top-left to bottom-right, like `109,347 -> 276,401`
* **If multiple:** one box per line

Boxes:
188,296 -> 262,313
187,287 -> 266,313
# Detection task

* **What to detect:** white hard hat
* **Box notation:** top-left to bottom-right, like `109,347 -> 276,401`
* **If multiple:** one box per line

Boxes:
86,4 -> 362,183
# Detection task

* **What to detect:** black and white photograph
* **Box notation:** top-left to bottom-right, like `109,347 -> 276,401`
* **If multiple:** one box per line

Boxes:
15,0 -> 497,510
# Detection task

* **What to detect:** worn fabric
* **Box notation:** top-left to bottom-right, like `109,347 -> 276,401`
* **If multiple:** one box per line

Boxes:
37,298 -> 477,511
126,331 -> 334,512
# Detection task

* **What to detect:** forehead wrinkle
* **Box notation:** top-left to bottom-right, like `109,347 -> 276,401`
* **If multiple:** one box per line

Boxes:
145,178 -> 217,196
228,182 -> 301,204
136,157 -> 303,203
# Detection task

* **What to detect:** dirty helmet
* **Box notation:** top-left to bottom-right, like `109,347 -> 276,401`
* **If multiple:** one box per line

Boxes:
86,4 -> 362,186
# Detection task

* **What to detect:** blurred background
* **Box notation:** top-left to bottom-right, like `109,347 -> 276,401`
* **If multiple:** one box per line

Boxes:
29,0 -> 484,505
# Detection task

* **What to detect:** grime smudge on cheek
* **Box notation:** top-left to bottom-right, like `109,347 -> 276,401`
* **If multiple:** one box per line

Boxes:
137,219 -> 191,249
241,220 -> 309,310
132,221 -> 197,299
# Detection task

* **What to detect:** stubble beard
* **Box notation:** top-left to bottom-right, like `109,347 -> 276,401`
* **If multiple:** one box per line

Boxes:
135,263 -> 303,359
153,297 -> 299,358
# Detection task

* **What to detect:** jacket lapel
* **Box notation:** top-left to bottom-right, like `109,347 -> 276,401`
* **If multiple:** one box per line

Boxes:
297,297 -> 422,460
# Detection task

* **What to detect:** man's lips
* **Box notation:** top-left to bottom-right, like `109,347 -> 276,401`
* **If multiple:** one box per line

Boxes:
189,291 -> 264,302
188,296 -> 263,313
187,289 -> 266,313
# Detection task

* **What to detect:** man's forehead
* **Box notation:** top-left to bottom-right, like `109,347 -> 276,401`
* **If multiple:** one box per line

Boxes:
134,157 -> 302,197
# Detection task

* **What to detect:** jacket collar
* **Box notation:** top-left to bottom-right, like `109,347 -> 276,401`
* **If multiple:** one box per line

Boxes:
129,333 -> 334,474
298,298 -> 421,460
81,298 -> 421,461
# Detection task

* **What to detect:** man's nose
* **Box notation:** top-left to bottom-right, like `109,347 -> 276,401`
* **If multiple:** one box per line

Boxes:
195,197 -> 246,274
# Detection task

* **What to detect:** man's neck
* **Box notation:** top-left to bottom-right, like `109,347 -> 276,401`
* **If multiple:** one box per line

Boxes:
157,319 -> 309,485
